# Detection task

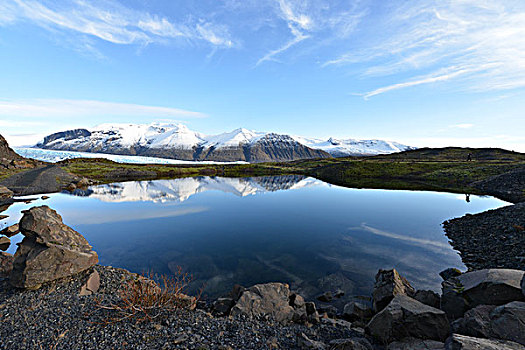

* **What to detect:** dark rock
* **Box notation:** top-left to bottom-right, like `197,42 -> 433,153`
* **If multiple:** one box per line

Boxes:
328,337 -> 373,350
41,196 -> 50,200
290,293 -> 305,308
229,284 -> 246,301
10,206 -> 98,289
342,302 -> 373,322
305,302 -> 317,315
521,275 -> 525,298
414,289 -> 441,308
334,289 -> 345,298
451,305 -> 496,338
0,223 -> 20,237
212,297 -> 235,316
445,334 -> 524,349
297,333 -> 327,350
388,338 -> 445,350
0,236 -> 10,251
0,251 -> 13,277
317,305 -> 338,318
372,269 -> 415,312
230,282 -> 295,323
490,301 -> 525,345
441,269 -> 525,320
317,291 -> 333,303
440,268 -> 462,281
367,295 -> 450,343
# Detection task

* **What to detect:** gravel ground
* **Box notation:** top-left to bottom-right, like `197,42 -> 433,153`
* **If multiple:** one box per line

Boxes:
443,202 -> 525,270
0,266 -> 364,350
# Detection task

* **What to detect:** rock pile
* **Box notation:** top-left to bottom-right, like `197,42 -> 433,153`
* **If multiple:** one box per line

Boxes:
9,205 -> 98,289
219,268 -> 525,349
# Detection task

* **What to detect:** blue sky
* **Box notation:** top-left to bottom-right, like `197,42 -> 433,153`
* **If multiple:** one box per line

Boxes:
0,0 -> 524,151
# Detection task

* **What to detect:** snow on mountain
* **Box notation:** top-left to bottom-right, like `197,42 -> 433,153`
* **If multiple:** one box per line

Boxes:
292,135 -> 414,157
203,128 -> 265,148
36,122 -> 414,162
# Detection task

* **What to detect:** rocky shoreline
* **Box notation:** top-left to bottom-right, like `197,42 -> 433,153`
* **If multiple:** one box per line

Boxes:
1,206 -> 525,349
443,202 -> 525,270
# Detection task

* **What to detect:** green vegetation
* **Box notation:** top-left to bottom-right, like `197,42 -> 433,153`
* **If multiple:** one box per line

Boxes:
2,147 -> 523,200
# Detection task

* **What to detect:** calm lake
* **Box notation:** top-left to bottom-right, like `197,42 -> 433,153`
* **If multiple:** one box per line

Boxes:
2,175 -> 508,303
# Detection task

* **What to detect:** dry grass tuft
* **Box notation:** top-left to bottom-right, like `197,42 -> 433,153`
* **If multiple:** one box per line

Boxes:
94,267 -> 197,323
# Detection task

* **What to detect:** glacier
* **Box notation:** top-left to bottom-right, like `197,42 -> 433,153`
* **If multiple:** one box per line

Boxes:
13,147 -> 247,165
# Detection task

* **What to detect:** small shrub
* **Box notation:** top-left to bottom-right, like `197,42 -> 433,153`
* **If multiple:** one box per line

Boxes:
94,267 -> 197,323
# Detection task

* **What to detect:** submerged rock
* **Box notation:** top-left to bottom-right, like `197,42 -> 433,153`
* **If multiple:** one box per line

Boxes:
441,269 -> 525,320
372,269 -> 415,312
10,206 -> 98,289
367,295 -> 450,343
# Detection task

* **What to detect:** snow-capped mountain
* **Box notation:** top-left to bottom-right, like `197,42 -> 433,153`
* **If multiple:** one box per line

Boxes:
292,136 -> 413,157
36,123 -> 414,162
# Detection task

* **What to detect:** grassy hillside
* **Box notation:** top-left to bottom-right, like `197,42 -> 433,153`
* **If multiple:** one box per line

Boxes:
3,147 -> 523,201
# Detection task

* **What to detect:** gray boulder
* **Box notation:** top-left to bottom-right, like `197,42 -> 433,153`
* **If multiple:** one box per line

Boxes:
451,305 -> 496,338
441,269 -> 525,320
388,338 -> 445,350
490,301 -> 525,345
445,334 -> 525,350
342,301 -> 373,322
414,289 -> 441,309
10,206 -> 98,289
372,269 -> 415,312
367,295 -> 450,343
230,282 -> 296,323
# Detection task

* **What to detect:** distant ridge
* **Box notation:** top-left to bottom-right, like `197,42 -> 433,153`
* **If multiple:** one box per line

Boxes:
36,123 -> 414,162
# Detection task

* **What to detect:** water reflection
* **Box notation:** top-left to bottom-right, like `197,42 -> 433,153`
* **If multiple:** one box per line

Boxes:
1,176 -> 509,306
70,175 -> 319,203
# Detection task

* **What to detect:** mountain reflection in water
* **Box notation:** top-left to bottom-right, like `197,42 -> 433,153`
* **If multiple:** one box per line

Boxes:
4,175 -> 508,306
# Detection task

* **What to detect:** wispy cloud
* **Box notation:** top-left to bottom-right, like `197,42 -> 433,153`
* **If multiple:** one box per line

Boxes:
256,0 -> 312,66
0,98 -> 206,119
1,0 -> 234,49
450,123 -> 474,129
326,0 -> 525,97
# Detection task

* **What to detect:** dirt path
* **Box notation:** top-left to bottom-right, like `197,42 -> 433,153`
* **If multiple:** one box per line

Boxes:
0,165 -> 79,196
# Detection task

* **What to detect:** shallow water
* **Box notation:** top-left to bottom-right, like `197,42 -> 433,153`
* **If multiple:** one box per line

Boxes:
1,175 -> 508,302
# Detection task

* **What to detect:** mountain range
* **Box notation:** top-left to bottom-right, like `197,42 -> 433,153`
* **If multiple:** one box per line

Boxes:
37,123 -> 414,162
